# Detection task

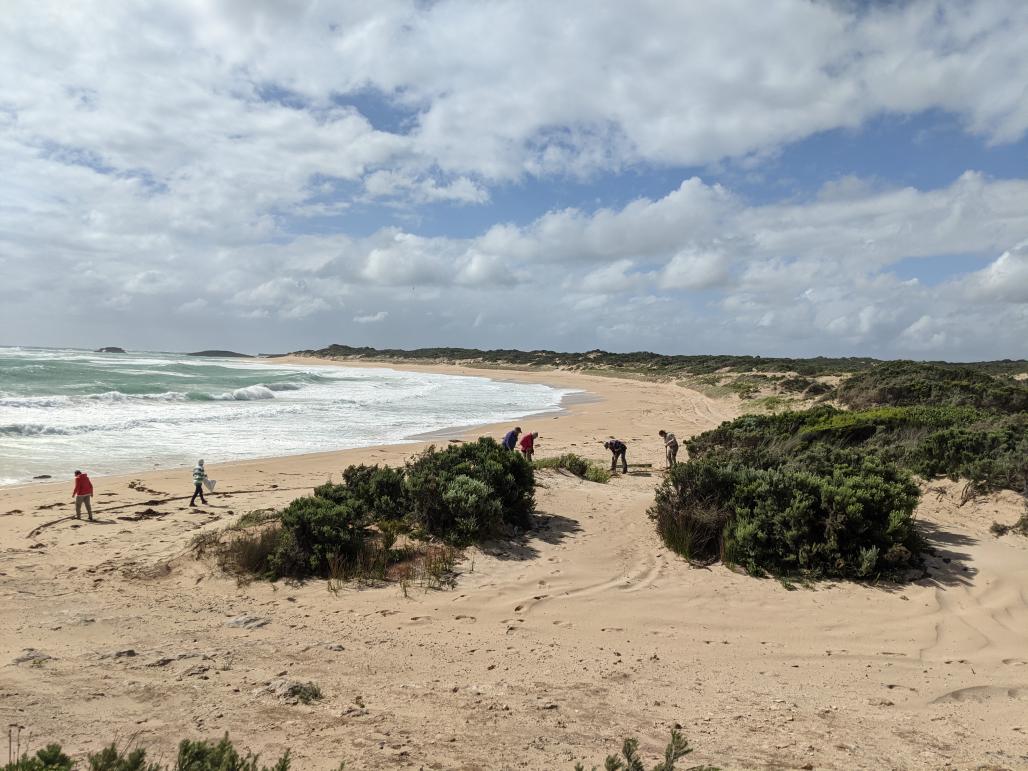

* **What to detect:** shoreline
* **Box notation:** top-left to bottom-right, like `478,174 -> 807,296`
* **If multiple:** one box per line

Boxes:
0,356 -> 589,492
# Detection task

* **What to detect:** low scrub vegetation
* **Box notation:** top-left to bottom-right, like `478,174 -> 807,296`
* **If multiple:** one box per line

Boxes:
3,734 -> 297,771
838,361 -> 1028,414
299,344 -> 1028,380
655,368 -> 1028,577
688,404 -> 1028,498
574,729 -> 719,771
652,449 -> 921,579
990,509 -> 1028,538
194,438 -> 534,582
534,453 -> 611,483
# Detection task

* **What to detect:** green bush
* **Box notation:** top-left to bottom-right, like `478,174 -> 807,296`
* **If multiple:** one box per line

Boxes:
269,496 -> 373,578
687,405 -> 1027,497
405,438 -> 535,543
442,475 -> 503,542
1,735 -> 295,771
838,361 -> 1028,413
3,744 -> 73,771
651,453 -> 921,579
314,464 -> 408,522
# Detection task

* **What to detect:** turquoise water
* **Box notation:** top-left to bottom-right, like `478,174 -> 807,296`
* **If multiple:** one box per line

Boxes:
0,347 -> 572,485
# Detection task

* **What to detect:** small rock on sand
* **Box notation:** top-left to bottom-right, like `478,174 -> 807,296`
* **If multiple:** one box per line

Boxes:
100,648 -> 137,659
225,615 -> 270,629
13,648 -> 52,665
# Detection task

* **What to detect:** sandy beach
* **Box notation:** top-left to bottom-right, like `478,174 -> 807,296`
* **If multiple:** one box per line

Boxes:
2,359 -> 1027,770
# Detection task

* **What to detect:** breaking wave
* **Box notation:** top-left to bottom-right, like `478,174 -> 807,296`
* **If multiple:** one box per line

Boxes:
0,423 -> 70,437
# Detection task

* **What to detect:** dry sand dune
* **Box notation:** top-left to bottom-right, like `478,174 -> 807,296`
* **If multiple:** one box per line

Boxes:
2,362 -> 1027,770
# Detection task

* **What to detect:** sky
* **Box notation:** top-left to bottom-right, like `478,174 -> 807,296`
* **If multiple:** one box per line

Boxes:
2,0 -> 1028,360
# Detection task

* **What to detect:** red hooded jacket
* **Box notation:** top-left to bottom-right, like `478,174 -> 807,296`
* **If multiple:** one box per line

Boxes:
73,473 -> 93,496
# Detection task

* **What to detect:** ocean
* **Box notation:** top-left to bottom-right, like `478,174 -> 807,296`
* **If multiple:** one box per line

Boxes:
0,347 -> 573,486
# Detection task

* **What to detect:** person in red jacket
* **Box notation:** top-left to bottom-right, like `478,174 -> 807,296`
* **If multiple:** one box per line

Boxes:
72,470 -> 94,521
518,431 -> 538,461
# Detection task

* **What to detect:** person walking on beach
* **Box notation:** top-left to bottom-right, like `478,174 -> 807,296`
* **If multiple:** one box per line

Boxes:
604,439 -> 628,474
72,470 -> 93,521
502,426 -> 522,450
658,429 -> 679,468
519,431 -> 538,461
190,459 -> 208,506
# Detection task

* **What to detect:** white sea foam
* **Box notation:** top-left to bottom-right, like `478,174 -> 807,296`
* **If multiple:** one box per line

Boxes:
214,385 -> 277,401
0,346 -> 576,485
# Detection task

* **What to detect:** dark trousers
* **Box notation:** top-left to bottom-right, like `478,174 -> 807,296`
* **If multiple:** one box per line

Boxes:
190,482 -> 207,505
610,448 -> 627,473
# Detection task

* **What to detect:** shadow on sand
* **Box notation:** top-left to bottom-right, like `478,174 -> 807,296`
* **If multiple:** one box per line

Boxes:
915,520 -> 979,588
870,520 -> 979,594
478,510 -> 582,561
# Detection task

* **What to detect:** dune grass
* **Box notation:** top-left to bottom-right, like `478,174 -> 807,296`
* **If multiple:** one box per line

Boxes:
533,453 -> 611,483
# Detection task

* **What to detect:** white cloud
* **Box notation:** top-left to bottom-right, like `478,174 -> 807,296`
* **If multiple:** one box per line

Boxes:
660,250 -> 730,290
964,240 -> 1028,303
354,311 -> 388,324
3,1 -> 1028,359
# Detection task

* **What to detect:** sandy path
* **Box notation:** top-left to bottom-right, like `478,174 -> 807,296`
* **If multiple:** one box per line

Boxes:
2,362 -> 1027,770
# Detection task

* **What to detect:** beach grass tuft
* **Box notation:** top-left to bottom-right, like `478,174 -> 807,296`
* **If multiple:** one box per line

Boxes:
534,453 -> 610,483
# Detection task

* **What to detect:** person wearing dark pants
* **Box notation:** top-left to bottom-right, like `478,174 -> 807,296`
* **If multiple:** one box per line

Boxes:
604,439 -> 628,473
190,459 -> 208,506
659,429 -> 679,468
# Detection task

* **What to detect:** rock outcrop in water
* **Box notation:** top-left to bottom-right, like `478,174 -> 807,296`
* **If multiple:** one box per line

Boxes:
95,346 -> 126,353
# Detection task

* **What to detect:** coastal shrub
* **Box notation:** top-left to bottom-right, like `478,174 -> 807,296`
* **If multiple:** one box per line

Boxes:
220,525 -> 283,578
269,496 -> 373,578
837,361 -> 1028,413
802,380 -> 834,398
405,437 -> 535,542
686,405 -> 1027,497
1,735 -> 296,771
3,744 -> 73,771
534,453 -> 611,483
650,459 -> 735,564
650,454 -> 920,578
315,464 -> 409,522
442,474 -> 504,542
779,376 -> 813,393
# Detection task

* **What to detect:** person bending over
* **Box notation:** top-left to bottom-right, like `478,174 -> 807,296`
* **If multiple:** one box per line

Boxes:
604,439 -> 628,474
658,429 -> 679,468
72,470 -> 94,521
502,426 -> 522,450
519,431 -> 538,461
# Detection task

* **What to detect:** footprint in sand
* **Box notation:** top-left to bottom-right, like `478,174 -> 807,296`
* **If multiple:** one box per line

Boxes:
1002,658 -> 1027,666
933,685 -> 1026,703
454,615 -> 477,622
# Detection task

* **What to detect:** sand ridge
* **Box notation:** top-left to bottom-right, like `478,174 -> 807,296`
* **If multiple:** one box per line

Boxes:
2,361 -> 1027,770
